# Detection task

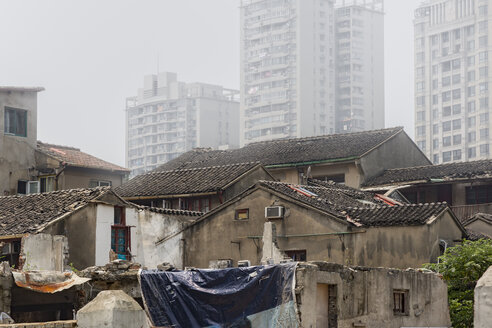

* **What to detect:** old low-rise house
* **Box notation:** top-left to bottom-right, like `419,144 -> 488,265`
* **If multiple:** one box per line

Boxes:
364,160 -> 492,223
0,187 -> 200,270
461,213 -> 492,240
156,127 -> 431,188
164,180 -> 466,269
115,162 -> 274,211
34,142 -> 130,191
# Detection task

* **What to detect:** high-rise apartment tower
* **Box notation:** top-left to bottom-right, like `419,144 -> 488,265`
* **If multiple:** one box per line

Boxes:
126,72 -> 239,177
414,0 -> 492,163
240,0 -> 385,145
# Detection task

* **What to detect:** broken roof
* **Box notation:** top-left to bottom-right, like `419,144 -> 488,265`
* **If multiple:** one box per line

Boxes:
115,162 -> 266,198
365,160 -> 492,187
343,203 -> 450,228
157,127 -> 405,170
0,187 -> 112,236
37,141 -> 130,173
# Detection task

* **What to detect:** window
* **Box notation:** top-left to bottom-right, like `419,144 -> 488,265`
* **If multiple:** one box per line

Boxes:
433,139 -> 439,149
285,250 -> 306,262
443,151 -> 452,162
433,124 -> 439,134
467,40 -> 475,51
452,74 -> 461,84
453,119 -> 461,130
453,149 -> 462,160
433,154 -> 439,164
480,97 -> 489,109
480,36 -> 488,48
443,106 -> 451,117
1,240 -> 21,269
468,101 -> 476,113
417,141 -> 426,151
432,79 -> 438,90
417,111 -> 425,122
443,136 -> 451,147
480,144 -> 490,155
17,180 -> 26,195
469,131 -> 477,142
466,185 -> 492,204
416,82 -> 425,92
452,89 -> 461,100
479,5 -> 488,16
468,70 -> 475,82
442,61 -> 451,72
4,107 -> 27,137
393,290 -> 409,316
89,180 -> 112,187
480,66 -> 488,78
443,121 -> 451,132
416,96 -> 425,106
479,20 -> 488,34
468,116 -> 476,128
235,209 -> 249,221
416,126 -> 426,137
452,104 -> 461,115
480,82 -> 489,94
441,32 -> 449,43
111,206 -> 131,261
452,59 -> 461,70
469,147 -> 476,158
27,181 -> 39,194
480,113 -> 489,124
467,86 -> 476,97
479,51 -> 488,63
39,176 -> 55,193
480,128 -> 489,140
442,76 -> 451,87
442,91 -> 451,102
453,134 -> 462,145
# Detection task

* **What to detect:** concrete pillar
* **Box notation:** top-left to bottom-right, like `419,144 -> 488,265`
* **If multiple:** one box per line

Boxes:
77,290 -> 149,328
475,265 -> 492,328
261,222 -> 285,265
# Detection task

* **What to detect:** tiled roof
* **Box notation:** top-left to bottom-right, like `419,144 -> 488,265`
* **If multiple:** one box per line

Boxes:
158,127 -> 404,170
466,228 -> 491,241
115,162 -> 262,198
365,160 -> 492,187
0,187 -> 111,235
258,181 -> 453,227
137,205 -> 203,218
343,203 -> 449,227
258,180 -> 381,220
37,142 -> 130,173
461,213 -> 492,226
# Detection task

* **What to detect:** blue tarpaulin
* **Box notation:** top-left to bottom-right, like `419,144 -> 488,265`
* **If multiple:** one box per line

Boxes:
139,263 -> 298,328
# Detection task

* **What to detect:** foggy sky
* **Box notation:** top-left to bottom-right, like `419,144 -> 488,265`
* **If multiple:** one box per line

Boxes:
0,0 -> 420,167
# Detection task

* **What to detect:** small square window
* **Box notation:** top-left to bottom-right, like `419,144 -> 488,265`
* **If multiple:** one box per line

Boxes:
235,209 -> 249,221
393,289 -> 409,316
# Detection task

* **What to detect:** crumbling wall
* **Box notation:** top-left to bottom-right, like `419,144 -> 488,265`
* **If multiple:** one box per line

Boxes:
296,262 -> 451,328
19,234 -> 68,271
0,263 -> 13,315
0,320 -> 76,328
475,265 -> 492,328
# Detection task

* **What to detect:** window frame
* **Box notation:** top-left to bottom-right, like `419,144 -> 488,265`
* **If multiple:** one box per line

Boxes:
393,289 -> 409,316
4,107 -> 27,137
235,208 -> 250,221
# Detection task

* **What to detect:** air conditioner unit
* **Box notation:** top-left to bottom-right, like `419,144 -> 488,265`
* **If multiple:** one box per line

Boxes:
265,206 -> 285,219
238,260 -> 251,268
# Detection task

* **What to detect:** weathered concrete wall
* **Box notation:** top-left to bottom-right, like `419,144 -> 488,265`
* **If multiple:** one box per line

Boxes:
41,205 -> 97,270
184,188 -> 464,269
134,209 -> 191,269
0,320 -> 76,328
0,90 -> 39,195
296,263 -> 451,328
77,290 -> 148,328
0,263 -> 13,315
61,167 -> 126,190
224,166 -> 275,201
466,219 -> 492,238
475,265 -> 492,328
20,234 -> 68,271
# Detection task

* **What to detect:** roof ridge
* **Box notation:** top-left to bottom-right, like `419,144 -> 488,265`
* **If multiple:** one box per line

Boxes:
37,141 -> 81,151
0,186 -> 110,199
382,159 -> 492,172
149,161 -> 261,175
244,127 -> 403,146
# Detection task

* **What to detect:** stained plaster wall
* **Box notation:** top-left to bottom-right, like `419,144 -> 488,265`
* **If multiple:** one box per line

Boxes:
20,234 -> 68,271
0,90 -> 38,195
466,219 -> 492,237
183,188 -> 464,269
296,263 -> 451,328
134,210 -> 192,269
223,166 -> 275,201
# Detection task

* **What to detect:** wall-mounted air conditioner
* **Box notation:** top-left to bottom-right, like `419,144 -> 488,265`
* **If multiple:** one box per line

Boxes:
238,260 -> 251,268
265,206 -> 285,219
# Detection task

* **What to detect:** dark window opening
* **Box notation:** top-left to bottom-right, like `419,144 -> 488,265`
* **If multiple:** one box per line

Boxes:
17,180 -> 27,195
316,174 -> 345,184
235,209 -> 249,221
466,185 -> 492,204
285,250 -> 307,262
4,107 -> 27,137
393,289 -> 409,316
403,190 -> 426,204
1,239 -> 21,268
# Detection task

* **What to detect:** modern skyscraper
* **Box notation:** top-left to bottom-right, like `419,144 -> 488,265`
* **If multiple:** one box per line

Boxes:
335,0 -> 385,133
240,0 -> 337,145
414,0 -> 492,163
239,0 -> 385,146
126,72 -> 239,177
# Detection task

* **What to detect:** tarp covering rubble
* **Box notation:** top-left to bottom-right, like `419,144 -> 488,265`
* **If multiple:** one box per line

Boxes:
139,263 -> 298,327
13,271 -> 90,293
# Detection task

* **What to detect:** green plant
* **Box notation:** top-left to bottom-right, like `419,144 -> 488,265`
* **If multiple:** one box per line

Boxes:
68,262 -> 79,273
424,239 -> 492,328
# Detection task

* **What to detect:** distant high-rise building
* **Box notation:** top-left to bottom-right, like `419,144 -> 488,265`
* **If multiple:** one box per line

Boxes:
126,72 -> 239,177
414,0 -> 492,163
239,0 -> 385,146
335,0 -> 385,133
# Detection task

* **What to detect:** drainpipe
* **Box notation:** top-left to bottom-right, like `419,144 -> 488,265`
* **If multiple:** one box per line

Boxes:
180,238 -> 186,270
55,163 -> 67,190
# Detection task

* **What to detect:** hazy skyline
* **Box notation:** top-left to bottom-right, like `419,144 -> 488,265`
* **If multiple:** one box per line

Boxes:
1,0 -> 420,166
